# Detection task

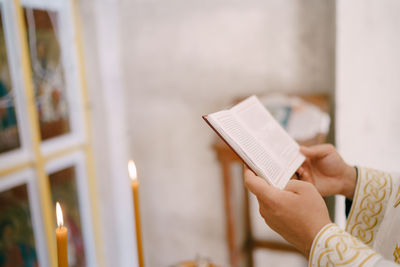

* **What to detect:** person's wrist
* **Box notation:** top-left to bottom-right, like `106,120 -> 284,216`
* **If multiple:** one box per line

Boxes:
305,220 -> 332,257
341,164 -> 357,200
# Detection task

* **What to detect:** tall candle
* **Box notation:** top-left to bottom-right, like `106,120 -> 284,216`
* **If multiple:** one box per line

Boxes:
128,160 -> 144,267
56,202 -> 68,267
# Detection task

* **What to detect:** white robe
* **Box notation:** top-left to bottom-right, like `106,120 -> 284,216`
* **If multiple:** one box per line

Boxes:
308,167 -> 400,266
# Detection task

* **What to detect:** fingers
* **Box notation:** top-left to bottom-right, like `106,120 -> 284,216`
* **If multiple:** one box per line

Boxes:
284,179 -> 312,194
244,169 -> 279,202
297,165 -> 312,182
300,144 -> 335,159
297,167 -> 305,176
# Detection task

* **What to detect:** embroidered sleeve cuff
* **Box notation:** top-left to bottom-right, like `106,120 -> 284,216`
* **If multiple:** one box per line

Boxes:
346,167 -> 393,245
308,223 -> 381,267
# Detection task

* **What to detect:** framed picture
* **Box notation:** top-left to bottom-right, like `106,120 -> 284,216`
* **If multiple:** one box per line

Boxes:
0,169 -> 47,267
46,151 -> 97,267
0,0 -> 102,266
21,0 -> 85,156
0,0 -> 32,169
0,10 -> 19,153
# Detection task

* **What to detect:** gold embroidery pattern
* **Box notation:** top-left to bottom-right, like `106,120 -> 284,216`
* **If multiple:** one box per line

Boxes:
309,224 -> 378,267
394,186 -> 400,208
347,168 -> 392,245
394,244 -> 400,264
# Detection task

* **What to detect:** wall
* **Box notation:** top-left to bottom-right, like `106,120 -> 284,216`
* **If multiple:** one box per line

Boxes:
336,0 -> 400,173
78,0 -> 138,266
121,0 -> 335,266
335,0 -> 400,228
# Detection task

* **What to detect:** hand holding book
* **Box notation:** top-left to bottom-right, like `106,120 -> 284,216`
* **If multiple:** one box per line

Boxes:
243,168 -> 331,256
203,95 -> 305,189
299,144 -> 357,200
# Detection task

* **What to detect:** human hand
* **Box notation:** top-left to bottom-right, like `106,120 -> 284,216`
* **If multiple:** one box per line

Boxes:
299,144 -> 357,200
244,169 -> 331,256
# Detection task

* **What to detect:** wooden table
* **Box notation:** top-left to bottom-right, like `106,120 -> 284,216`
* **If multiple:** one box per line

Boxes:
212,94 -> 330,267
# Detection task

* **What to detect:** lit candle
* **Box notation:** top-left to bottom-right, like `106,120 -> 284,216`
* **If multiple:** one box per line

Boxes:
56,202 -> 68,267
128,160 -> 144,267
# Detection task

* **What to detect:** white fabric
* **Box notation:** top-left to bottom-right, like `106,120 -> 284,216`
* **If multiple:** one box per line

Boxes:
308,167 -> 400,266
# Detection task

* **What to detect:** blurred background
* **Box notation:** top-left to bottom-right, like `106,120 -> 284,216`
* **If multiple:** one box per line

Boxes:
0,0 -> 400,266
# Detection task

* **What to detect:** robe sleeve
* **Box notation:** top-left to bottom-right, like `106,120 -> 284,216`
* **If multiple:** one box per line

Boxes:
346,167 -> 393,246
308,167 -> 400,266
308,223 -> 398,267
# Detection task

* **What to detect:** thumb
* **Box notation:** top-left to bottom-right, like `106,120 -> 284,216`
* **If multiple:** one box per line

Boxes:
300,144 -> 334,159
244,169 -> 279,202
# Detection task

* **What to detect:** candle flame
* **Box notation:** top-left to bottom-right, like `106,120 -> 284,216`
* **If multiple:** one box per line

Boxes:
128,160 -> 137,180
56,202 -> 64,228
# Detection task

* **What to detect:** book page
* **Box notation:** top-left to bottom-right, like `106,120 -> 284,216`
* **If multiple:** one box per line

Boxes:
231,96 -> 305,188
208,110 -> 283,185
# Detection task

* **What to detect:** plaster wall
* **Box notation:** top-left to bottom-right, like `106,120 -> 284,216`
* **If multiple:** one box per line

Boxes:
336,0 -> 400,172
121,1 -> 335,266
79,1 -> 137,266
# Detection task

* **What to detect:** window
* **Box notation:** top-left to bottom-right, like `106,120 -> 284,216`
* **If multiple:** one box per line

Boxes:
0,1 -> 101,266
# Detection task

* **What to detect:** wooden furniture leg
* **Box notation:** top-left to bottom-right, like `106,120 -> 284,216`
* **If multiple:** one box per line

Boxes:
220,158 -> 237,266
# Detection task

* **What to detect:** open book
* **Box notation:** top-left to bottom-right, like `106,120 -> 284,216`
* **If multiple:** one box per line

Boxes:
203,96 -> 305,189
